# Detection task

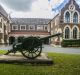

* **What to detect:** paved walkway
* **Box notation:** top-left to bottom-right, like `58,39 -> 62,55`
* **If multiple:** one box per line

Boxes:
0,45 -> 12,50
0,45 -> 80,54
43,45 -> 80,54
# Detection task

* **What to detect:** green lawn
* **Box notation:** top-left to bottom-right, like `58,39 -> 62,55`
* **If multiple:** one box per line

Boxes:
0,50 -> 8,54
0,50 -> 80,75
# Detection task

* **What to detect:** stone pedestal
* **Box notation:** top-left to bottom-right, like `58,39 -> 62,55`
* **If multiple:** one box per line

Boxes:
0,53 -> 53,65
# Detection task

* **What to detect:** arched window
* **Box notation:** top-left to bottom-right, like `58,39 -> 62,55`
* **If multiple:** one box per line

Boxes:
65,12 -> 70,23
73,27 -> 77,39
73,12 -> 78,23
65,27 -> 70,39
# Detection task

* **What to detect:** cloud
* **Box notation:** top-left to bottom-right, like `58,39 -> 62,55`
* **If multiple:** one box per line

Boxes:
76,0 -> 80,5
0,0 -> 36,11
0,0 -> 71,18
49,0 -> 64,8
10,0 -> 54,18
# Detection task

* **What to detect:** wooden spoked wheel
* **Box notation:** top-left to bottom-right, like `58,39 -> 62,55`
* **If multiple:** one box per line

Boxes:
21,46 -> 42,59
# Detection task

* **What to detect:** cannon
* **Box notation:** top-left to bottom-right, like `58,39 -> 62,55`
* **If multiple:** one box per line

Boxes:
5,33 -> 61,59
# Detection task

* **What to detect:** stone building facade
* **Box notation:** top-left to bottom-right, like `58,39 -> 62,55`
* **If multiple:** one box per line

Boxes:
0,5 -> 10,44
0,4 -> 51,44
49,0 -> 80,44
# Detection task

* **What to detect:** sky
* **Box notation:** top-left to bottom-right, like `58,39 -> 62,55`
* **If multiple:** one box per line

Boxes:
0,0 -> 80,19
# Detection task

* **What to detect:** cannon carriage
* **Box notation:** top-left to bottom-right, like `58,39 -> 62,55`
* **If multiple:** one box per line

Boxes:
5,33 -> 61,59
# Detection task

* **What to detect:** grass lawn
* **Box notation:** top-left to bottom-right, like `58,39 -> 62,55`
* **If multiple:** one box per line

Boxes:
0,50 -> 80,75
0,50 -> 8,54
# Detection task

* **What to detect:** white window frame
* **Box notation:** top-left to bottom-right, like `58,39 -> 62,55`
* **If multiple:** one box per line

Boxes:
12,25 -> 18,30
29,25 -> 35,30
20,25 -> 26,30
64,10 -> 71,23
63,25 -> 71,39
72,10 -> 79,23
72,25 -> 79,39
37,25 -> 43,31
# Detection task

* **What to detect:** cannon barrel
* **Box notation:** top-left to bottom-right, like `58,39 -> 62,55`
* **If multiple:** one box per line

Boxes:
40,33 -> 61,41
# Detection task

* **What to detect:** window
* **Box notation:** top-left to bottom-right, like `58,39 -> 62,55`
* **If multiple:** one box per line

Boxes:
4,25 -> 6,30
37,25 -> 43,31
73,12 -> 78,23
12,25 -> 18,30
29,25 -> 35,30
0,18 -> 2,22
0,22 -> 2,28
44,26 -> 47,31
0,15 -> 2,22
65,27 -> 70,39
65,12 -> 70,23
73,27 -> 77,39
20,25 -> 26,30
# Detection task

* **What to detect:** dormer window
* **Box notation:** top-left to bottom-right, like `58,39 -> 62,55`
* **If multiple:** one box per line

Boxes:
29,25 -> 35,30
20,25 -> 26,30
12,25 -> 18,30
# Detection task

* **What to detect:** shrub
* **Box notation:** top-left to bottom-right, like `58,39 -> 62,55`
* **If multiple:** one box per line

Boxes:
61,39 -> 80,47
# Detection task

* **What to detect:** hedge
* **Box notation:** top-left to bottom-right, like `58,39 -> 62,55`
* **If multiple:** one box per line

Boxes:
61,39 -> 80,47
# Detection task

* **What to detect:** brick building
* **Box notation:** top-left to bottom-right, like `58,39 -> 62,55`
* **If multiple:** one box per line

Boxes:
0,5 -> 10,44
9,18 -> 51,44
49,0 -> 80,44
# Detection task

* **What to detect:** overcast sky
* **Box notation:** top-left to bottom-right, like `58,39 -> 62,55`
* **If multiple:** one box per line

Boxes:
0,0 -> 80,18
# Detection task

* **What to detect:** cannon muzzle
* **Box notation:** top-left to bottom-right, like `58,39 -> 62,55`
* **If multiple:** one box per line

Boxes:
40,33 -> 62,40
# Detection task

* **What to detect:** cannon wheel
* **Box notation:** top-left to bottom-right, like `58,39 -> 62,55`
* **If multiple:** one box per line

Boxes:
21,46 -> 42,59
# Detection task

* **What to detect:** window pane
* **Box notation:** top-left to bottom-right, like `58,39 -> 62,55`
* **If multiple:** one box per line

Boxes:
73,12 -> 78,23
20,25 -> 26,30
65,27 -> 70,39
73,27 -> 77,39
21,26 -> 25,29
65,12 -> 70,23
12,26 -> 18,30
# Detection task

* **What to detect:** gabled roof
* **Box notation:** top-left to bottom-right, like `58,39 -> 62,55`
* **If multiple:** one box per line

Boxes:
50,0 -> 80,23
11,18 -> 51,25
61,0 -> 80,12
0,5 -> 8,18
